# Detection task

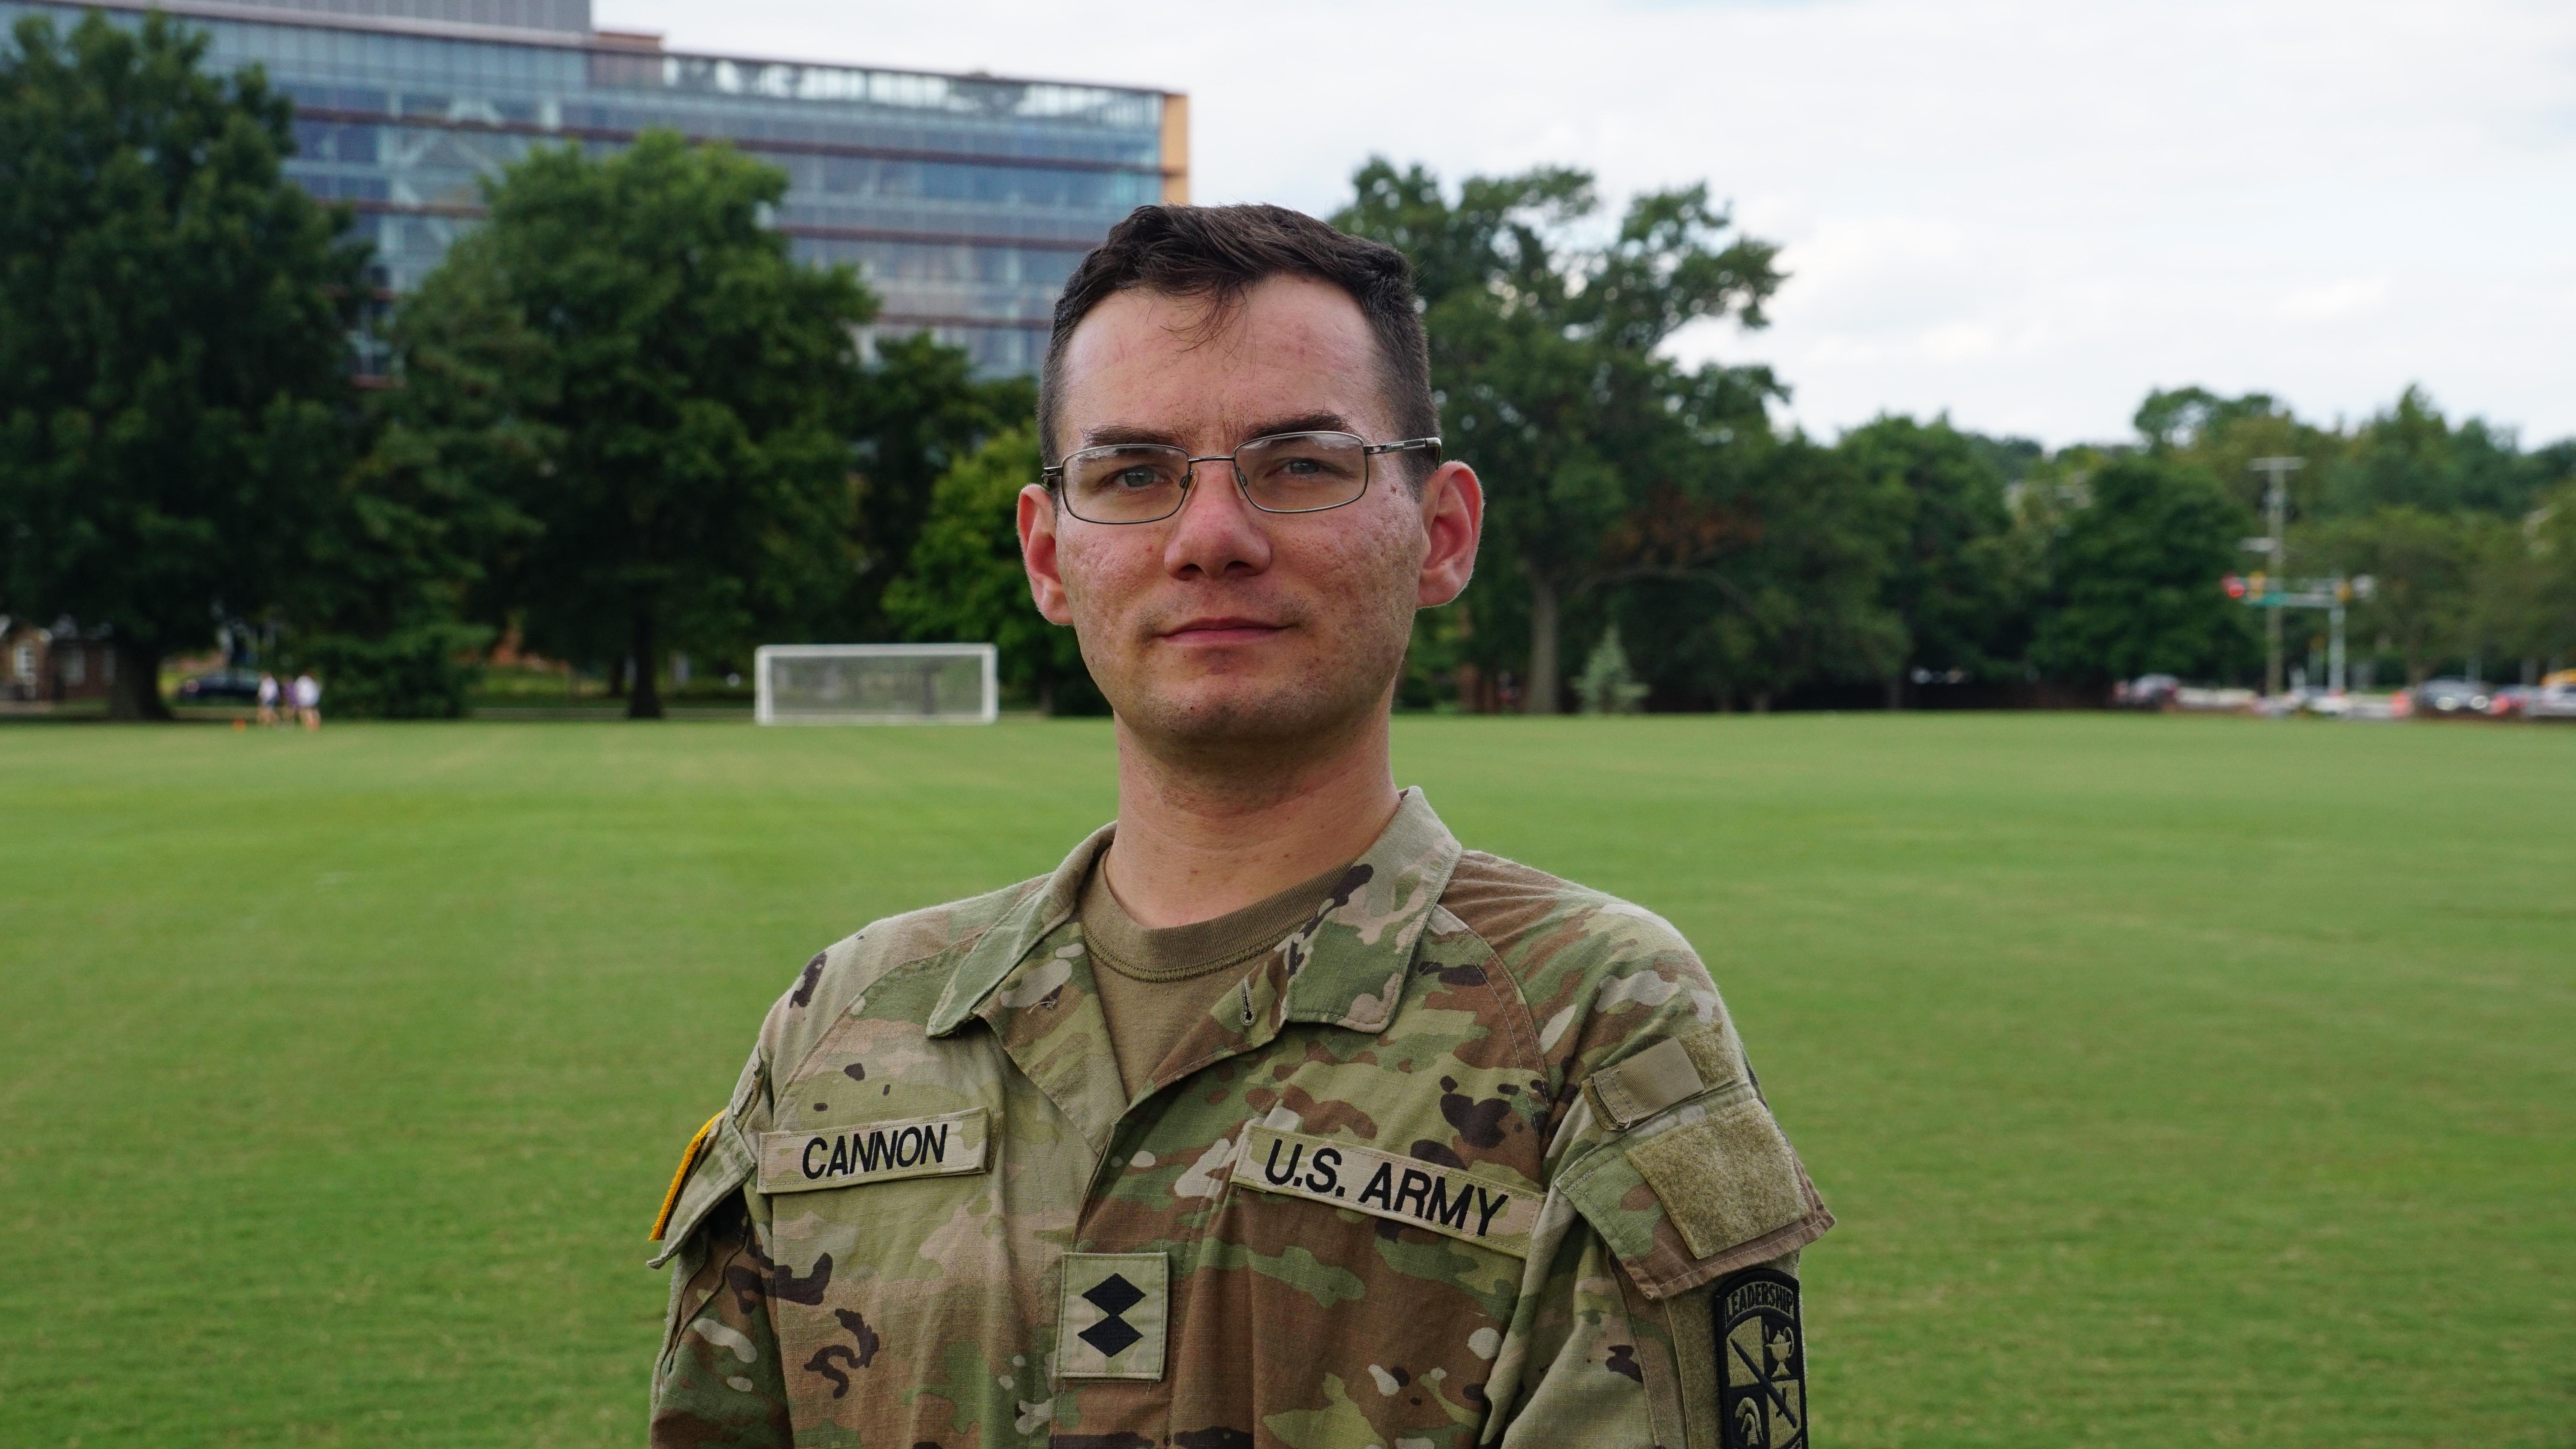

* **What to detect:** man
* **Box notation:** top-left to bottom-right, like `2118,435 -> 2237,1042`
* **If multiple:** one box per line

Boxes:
648,205 -> 1832,1449
292,670 -> 321,731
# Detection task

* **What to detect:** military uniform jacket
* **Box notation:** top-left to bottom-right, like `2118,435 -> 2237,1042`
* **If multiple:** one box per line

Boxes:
650,790 -> 1833,1448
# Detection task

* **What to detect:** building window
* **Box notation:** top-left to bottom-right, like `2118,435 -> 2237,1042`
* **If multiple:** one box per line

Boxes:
11,644 -> 30,684
64,649 -> 85,686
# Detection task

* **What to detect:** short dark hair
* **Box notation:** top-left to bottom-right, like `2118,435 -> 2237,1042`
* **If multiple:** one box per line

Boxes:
1038,204 -> 1439,479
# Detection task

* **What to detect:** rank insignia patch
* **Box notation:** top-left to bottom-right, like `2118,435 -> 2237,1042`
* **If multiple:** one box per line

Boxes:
1057,1252 -> 1167,1381
1716,1267 -> 1806,1449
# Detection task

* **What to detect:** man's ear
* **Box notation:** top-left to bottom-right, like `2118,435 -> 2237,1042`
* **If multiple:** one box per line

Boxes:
1417,462 -> 1483,608
1018,484 -> 1075,624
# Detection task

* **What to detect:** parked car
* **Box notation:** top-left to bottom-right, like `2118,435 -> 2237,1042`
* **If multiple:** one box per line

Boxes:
2485,685 -> 2533,718
178,667 -> 264,703
2412,678 -> 2492,716
2526,681 -> 2576,721
2115,673 -> 2181,709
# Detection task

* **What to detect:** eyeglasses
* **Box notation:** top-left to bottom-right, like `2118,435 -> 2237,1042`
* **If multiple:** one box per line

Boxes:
1042,431 -> 1441,525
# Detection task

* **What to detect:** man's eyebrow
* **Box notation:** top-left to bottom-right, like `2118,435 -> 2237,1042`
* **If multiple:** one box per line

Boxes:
1240,412 -> 1356,441
1080,423 -> 1187,449
1076,412 -> 1362,453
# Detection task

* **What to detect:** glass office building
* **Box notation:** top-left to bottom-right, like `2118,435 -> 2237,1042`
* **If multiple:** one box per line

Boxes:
1,0 -> 1187,373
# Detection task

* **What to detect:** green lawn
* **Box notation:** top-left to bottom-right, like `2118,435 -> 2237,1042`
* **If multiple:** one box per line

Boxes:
2,715 -> 2569,1446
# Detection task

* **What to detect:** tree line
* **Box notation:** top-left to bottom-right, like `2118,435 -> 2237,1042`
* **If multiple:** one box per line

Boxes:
1324,161 -> 2576,710
6,14 -> 2570,721
0,12 -> 1028,719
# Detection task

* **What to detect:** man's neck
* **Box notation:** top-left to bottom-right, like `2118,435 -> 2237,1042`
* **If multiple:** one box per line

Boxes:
1103,712 -> 1400,930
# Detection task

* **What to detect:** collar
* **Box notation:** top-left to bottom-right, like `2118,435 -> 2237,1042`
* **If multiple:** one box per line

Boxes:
926,788 -> 1464,1039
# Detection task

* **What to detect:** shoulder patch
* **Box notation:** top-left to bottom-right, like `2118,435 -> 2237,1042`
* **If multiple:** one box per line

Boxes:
1715,1266 -> 1806,1449
1583,1025 -> 1745,1130
649,1112 -> 724,1243
646,1112 -> 756,1268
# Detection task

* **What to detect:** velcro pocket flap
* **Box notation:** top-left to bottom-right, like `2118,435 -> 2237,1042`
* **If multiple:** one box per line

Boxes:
1559,1085 -> 1829,1300
646,1117 -> 753,1269
1625,1099 -> 1806,1259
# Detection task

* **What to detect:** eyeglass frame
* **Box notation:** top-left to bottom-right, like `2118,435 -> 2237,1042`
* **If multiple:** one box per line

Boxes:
1040,431 -> 1443,524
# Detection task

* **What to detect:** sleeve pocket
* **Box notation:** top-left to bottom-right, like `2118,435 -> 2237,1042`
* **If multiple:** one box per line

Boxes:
1558,1088 -> 1832,1300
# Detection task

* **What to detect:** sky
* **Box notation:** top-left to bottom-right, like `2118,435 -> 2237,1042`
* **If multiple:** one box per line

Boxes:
594,0 -> 2576,450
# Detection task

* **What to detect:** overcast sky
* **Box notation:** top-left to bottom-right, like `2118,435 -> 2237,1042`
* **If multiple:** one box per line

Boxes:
596,0 -> 2576,449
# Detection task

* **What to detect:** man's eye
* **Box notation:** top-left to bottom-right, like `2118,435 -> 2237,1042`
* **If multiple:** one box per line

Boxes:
1112,467 -> 1164,490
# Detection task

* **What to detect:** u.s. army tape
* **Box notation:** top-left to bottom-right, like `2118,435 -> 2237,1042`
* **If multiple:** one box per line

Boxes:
1234,1125 -> 1538,1256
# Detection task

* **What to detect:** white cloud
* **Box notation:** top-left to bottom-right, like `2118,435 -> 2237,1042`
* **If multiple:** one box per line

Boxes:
596,0 -> 2576,447
2273,278 -> 2391,322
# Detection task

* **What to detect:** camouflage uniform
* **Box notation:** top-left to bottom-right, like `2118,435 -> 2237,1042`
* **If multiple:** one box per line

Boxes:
650,790 -> 1832,1448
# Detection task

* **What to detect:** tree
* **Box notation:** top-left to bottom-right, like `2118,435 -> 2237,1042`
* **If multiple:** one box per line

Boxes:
879,426 -> 1100,713
2304,506 -> 2476,684
1572,624 -> 1646,714
2454,510 -> 2554,680
1837,415 -> 2038,700
300,250 -> 545,715
2322,385 -> 2540,519
2030,455 -> 2259,685
1337,161 -> 1784,712
1617,433 -> 1906,710
2530,481 -> 2576,670
407,131 -> 872,718
0,11 -> 366,718
836,331 -> 1036,640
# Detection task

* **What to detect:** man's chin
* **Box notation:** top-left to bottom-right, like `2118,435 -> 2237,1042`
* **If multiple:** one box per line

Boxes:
1117,675 -> 1356,750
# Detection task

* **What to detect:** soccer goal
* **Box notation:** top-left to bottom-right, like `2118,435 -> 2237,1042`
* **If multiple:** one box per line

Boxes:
753,644 -> 999,725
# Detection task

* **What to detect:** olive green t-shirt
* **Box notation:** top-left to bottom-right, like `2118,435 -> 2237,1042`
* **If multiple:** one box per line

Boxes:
1079,857 -> 1349,1102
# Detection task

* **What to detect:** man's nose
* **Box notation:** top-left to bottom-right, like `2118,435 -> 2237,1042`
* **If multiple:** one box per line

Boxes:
1161,463 -> 1273,580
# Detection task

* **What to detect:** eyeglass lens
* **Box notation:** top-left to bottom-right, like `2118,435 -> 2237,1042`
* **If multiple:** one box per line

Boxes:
1060,432 -> 1371,523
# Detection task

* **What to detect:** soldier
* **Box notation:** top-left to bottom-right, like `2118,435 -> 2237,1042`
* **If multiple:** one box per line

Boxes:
648,203 -> 1833,1449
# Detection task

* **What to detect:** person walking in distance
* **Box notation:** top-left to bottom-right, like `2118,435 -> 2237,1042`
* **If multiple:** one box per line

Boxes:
647,205 -> 1832,1449
256,672 -> 281,728
292,671 -> 321,731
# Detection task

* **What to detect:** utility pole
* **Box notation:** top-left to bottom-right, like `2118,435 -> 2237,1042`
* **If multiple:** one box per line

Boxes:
2249,457 -> 2305,697
2329,581 -> 2347,694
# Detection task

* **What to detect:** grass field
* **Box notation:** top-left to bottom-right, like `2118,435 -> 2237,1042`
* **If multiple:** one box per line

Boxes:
3,714 -> 2570,1447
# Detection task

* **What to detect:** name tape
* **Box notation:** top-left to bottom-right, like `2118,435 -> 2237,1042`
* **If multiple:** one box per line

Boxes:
758,1107 -> 988,1194
1235,1125 -> 1538,1257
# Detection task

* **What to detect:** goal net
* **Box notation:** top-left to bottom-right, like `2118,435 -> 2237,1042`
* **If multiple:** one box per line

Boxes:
754,644 -> 999,725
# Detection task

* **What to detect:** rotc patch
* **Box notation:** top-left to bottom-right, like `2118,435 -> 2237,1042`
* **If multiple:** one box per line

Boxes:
1235,1125 -> 1539,1257
1057,1252 -> 1167,1380
756,1107 -> 988,1194
1716,1267 -> 1806,1449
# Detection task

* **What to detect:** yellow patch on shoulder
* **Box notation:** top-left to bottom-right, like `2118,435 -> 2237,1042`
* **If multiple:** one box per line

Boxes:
649,1112 -> 724,1242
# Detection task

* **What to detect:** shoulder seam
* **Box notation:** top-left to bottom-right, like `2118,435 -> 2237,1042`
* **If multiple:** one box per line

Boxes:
1428,901 -> 1550,1092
